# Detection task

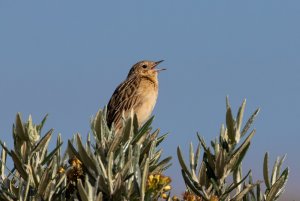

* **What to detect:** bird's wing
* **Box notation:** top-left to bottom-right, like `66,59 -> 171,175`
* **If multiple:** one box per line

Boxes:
106,76 -> 141,128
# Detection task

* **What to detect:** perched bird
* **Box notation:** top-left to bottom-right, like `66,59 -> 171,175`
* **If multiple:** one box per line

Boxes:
106,60 -> 165,132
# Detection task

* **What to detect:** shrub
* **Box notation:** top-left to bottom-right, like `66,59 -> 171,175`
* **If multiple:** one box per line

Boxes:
0,99 -> 288,201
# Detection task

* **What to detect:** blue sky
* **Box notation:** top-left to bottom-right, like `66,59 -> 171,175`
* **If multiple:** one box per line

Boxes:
0,1 -> 299,200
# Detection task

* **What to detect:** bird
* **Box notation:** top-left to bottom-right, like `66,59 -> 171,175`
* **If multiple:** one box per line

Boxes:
106,60 -> 165,132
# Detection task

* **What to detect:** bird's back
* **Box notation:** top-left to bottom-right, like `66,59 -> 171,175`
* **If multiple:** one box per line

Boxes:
106,75 -> 158,131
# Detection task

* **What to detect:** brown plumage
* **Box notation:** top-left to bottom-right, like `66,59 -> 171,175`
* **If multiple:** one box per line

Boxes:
106,60 -> 165,132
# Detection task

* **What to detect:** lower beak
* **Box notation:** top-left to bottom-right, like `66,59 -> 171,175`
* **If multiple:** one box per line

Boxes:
155,68 -> 167,72
153,60 -> 166,72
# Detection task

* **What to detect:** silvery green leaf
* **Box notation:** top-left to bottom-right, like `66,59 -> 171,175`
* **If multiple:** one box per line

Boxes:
11,151 -> 28,180
120,158 -> 133,178
148,139 -> 157,159
263,152 -> 271,190
209,178 -> 220,195
149,149 -> 162,165
132,113 -> 139,134
236,99 -> 246,143
221,170 -> 252,199
36,114 -> 48,134
256,183 -> 262,201
76,134 -> 97,173
227,129 -> 255,171
194,143 -> 201,170
108,129 -> 122,154
156,132 -> 168,147
266,168 -> 289,201
215,150 -> 225,179
190,143 -> 198,181
23,174 -> 31,201
197,135 -> 215,171
107,152 -> 114,195
67,140 -> 81,161
96,192 -> 103,201
132,116 -> 154,144
230,182 -> 260,201
18,180 -> 23,201
27,115 -> 40,144
140,158 -> 149,201
151,157 -> 172,173
122,117 -> 132,143
56,133 -> 62,167
212,139 -> 219,156
41,142 -> 63,166
37,165 -> 50,195
14,113 -> 27,141
198,162 -> 207,187
197,134 -> 209,153
276,155 -> 286,180
271,157 -> 279,185
181,170 -> 208,201
31,128 -> 53,155
233,165 -> 242,193
0,140 -> 11,157
220,124 -> 227,142
85,176 -> 94,200
177,147 -> 190,177
77,179 -> 89,201
0,191 -> 15,201
55,173 -> 66,189
241,108 -> 260,137
1,143 -> 7,180
31,162 -> 40,187
226,101 -> 236,144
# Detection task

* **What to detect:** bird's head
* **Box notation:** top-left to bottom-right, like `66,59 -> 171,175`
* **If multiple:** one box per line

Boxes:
127,60 -> 166,78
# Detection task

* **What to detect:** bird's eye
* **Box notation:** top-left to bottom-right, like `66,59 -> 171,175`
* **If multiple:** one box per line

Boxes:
142,64 -> 147,68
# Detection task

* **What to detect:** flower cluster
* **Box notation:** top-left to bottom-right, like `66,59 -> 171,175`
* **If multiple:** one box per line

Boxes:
172,191 -> 219,201
66,156 -> 85,199
147,173 -> 172,199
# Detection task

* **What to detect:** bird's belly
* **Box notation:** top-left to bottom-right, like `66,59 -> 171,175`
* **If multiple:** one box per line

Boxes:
135,90 -> 158,125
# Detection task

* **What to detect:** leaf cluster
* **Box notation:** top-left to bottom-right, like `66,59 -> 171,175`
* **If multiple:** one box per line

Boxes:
177,98 -> 289,201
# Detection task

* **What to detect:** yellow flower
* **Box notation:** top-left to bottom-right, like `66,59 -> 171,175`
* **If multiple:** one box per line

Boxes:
147,173 -> 172,191
162,193 -> 168,199
67,156 -> 84,183
147,174 -> 160,191
210,195 -> 219,201
57,167 -> 65,174
172,195 -> 180,201
182,191 -> 203,201
160,175 -> 172,185
163,185 -> 172,192
70,156 -> 82,167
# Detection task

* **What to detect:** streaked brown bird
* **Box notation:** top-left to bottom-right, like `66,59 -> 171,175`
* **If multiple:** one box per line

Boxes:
106,60 -> 165,132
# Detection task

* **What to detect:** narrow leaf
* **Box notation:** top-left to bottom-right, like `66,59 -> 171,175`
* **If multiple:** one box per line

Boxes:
263,152 -> 271,189
31,129 -> 53,154
226,106 -> 236,144
266,168 -> 289,201
177,147 -> 191,177
241,108 -> 260,137
11,151 -> 28,180
77,134 -> 97,172
77,180 -> 89,201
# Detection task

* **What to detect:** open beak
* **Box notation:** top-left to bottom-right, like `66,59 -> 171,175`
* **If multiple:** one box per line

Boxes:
153,60 -> 166,72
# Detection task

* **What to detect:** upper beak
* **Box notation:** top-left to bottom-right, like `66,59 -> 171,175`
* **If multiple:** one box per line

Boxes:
153,60 -> 166,71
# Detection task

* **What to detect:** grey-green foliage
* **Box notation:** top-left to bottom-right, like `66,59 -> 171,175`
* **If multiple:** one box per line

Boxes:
0,109 -> 172,201
0,99 -> 289,201
0,113 -> 65,201
65,108 -> 172,201
177,98 -> 289,201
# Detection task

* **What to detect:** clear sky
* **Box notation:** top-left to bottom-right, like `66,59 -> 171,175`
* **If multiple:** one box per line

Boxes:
0,1 -> 299,200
